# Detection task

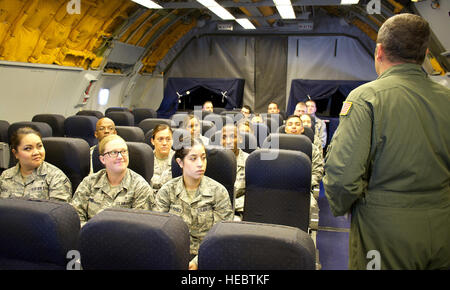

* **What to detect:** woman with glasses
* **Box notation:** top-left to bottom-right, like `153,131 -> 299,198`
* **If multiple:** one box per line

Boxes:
71,134 -> 154,226
0,127 -> 72,202
154,137 -> 233,270
150,124 -> 175,193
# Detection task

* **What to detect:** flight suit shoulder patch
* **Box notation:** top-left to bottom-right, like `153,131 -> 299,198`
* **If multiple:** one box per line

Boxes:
340,101 -> 353,116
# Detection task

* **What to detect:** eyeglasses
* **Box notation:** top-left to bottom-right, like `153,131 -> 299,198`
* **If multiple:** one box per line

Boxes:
97,126 -> 115,132
102,149 -> 128,158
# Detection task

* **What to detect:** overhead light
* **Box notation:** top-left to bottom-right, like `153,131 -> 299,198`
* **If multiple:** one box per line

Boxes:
208,5 -> 235,20
196,0 -> 235,20
340,0 -> 360,4
236,18 -> 256,29
196,0 -> 218,7
132,0 -> 163,9
273,0 -> 296,19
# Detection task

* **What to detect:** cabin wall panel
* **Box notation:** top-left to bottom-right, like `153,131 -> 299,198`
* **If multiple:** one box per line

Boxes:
0,66 -> 86,123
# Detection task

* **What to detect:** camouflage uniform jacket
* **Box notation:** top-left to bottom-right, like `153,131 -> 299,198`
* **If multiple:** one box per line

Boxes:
314,117 -> 327,148
0,161 -> 72,203
234,149 -> 249,212
71,168 -> 154,226
311,143 -> 324,190
151,149 -> 175,193
154,175 -> 233,255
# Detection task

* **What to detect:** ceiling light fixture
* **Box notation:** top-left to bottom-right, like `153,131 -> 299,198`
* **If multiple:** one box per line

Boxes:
131,0 -> 163,9
197,0 -> 236,20
273,0 -> 296,19
236,18 -> 256,29
340,0 -> 360,4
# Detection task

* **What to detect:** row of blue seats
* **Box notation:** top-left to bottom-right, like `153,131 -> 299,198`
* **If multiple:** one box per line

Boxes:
0,115 -> 313,152
0,198 -> 316,270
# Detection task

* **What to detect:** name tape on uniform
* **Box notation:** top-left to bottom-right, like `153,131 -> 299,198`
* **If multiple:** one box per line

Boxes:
340,101 -> 353,116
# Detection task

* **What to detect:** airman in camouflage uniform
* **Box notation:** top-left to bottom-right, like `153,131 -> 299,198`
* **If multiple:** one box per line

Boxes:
234,148 -> 249,214
0,161 -> 72,203
151,149 -> 175,193
154,175 -> 233,257
71,168 -> 154,227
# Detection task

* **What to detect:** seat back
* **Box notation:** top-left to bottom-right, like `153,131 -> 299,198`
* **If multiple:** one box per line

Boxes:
79,208 -> 190,270
243,149 -> 311,232
76,110 -> 104,119
32,114 -> 66,137
0,120 -> 9,169
126,142 -> 154,184
204,114 -> 234,131
105,107 -> 129,114
0,120 -> 9,143
132,108 -> 157,126
303,126 -> 315,144
263,113 -> 284,128
0,198 -> 80,270
105,111 -> 134,127
262,133 -> 312,160
138,118 -> 173,134
115,126 -> 145,142
199,120 -> 216,139
250,122 -> 269,148
8,121 -> 53,140
276,125 -> 314,146
172,146 -> 237,208
64,115 -> 98,147
198,221 -> 316,270
238,132 -> 258,154
170,112 -> 189,128
42,137 -> 90,194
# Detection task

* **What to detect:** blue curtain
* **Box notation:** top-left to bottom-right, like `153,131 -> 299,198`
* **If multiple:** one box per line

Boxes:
286,79 -> 369,115
157,77 -> 245,118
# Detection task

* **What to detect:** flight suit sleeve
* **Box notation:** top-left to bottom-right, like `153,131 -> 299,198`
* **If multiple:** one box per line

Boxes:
323,94 -> 372,217
70,177 -> 91,226
48,171 -> 72,203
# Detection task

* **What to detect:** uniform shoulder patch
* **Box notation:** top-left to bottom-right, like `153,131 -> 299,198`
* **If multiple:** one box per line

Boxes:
340,101 -> 353,116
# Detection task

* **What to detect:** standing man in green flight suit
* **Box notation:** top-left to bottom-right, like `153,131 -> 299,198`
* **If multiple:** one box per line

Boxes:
323,13 -> 450,270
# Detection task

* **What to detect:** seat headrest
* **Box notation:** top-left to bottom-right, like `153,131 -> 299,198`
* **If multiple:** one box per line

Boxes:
79,208 -> 190,270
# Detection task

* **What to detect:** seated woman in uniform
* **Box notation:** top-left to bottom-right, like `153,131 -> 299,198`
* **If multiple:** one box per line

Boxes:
221,124 -> 248,220
71,134 -> 154,226
150,124 -> 175,193
154,137 -> 233,270
0,127 -> 72,202
182,114 -> 209,145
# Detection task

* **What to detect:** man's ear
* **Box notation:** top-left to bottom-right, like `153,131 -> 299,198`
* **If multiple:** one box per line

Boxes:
176,158 -> 183,168
151,138 -> 155,147
375,43 -> 384,62
94,131 -> 99,139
